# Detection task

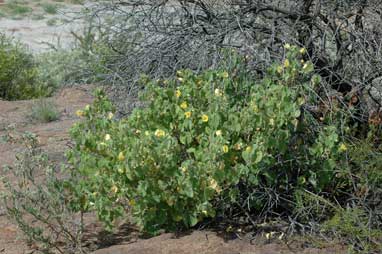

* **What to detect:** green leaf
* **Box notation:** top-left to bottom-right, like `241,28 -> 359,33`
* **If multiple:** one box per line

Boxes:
183,183 -> 194,198
189,215 -> 199,227
255,151 -> 263,163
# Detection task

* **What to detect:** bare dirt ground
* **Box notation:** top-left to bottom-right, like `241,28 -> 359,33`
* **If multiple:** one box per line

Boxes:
92,231 -> 346,254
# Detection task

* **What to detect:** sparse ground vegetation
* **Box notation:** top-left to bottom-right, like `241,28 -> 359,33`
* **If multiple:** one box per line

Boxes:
30,98 -> 60,123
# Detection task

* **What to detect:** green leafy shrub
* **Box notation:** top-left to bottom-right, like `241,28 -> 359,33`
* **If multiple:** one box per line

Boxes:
66,47 -> 345,235
0,34 -> 53,100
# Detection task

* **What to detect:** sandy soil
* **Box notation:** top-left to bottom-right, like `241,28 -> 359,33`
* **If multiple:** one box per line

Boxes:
0,1 -> 86,52
92,231 -> 346,254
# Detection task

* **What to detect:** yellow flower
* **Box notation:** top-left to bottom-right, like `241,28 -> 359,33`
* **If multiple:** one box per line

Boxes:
265,232 -> 276,240
129,199 -> 136,206
209,179 -> 222,193
181,167 -> 187,173
184,111 -> 192,118
214,88 -> 222,96
222,145 -> 229,153
180,101 -> 188,109
339,143 -> 347,152
300,47 -> 306,54
277,65 -> 283,74
117,167 -> 124,174
178,77 -> 184,82
104,134 -> 111,141
215,130 -> 222,136
118,152 -> 125,161
176,90 -> 182,98
245,146 -> 252,153
284,59 -> 290,68
284,43 -> 291,49
202,210 -> 208,216
107,112 -> 114,120
155,129 -> 165,137
76,110 -> 84,117
201,114 -> 209,122
144,131 -> 150,136
222,71 -> 229,78
210,179 -> 218,189
111,185 -> 118,194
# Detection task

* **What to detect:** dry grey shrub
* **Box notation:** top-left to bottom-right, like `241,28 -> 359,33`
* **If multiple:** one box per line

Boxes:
77,0 -> 382,120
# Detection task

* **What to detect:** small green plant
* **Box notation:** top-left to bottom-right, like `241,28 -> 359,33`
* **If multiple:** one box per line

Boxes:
65,47 -> 345,235
30,99 -> 60,123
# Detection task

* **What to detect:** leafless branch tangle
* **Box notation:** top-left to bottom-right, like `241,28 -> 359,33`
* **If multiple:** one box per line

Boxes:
82,1 -> 381,122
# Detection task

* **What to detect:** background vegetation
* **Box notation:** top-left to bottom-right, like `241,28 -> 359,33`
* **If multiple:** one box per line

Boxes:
0,34 -> 55,100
